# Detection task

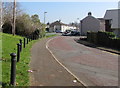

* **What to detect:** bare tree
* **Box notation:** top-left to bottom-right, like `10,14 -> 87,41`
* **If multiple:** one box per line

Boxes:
2,2 -> 22,35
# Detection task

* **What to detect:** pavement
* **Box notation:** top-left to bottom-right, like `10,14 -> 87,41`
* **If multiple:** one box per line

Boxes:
76,37 -> 120,55
30,37 -> 84,86
48,36 -> 118,86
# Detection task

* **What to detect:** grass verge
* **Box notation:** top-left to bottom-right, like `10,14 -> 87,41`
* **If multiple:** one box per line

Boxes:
2,33 -> 57,87
2,33 -> 38,87
45,34 -> 57,38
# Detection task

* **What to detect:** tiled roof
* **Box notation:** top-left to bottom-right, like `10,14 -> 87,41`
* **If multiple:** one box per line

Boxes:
50,21 -> 68,27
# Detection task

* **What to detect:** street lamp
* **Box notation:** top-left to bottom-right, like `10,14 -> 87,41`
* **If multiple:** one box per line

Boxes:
77,18 -> 79,30
44,12 -> 47,24
80,20 -> 83,36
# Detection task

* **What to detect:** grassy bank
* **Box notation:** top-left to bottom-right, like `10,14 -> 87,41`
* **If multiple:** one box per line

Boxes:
2,33 -> 57,87
2,33 -> 38,86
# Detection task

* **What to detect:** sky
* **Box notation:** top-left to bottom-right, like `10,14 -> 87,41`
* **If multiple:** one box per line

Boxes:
19,2 -> 118,24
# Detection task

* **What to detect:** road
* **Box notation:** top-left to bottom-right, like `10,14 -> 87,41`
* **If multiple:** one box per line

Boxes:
30,37 -> 84,86
47,36 -> 118,86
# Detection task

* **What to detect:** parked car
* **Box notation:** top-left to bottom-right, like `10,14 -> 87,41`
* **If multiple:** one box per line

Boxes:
62,30 -> 71,36
62,32 -> 71,36
65,30 -> 71,33
55,30 -> 61,33
62,30 -> 80,36
71,30 -> 80,36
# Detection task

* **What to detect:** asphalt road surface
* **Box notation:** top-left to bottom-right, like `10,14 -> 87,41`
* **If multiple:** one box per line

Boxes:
48,36 -> 118,86
30,37 -> 84,86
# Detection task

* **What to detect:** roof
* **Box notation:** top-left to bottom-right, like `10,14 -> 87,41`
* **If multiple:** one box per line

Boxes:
105,9 -> 120,11
50,21 -> 67,27
97,18 -> 105,21
81,15 -> 100,22
104,9 -> 120,28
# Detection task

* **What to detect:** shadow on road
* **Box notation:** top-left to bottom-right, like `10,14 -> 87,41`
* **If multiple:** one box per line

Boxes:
74,38 -> 97,48
74,38 -> 120,55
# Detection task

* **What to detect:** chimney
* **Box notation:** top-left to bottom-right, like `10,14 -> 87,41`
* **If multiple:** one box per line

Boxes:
88,12 -> 92,16
59,20 -> 61,22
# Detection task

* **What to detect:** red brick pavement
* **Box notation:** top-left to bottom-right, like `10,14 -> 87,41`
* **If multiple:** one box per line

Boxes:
48,36 -> 118,86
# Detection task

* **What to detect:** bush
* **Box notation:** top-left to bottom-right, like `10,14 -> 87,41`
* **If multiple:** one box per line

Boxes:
105,32 -> 116,38
29,29 -> 40,40
97,31 -> 116,46
2,22 -> 12,34
87,32 -> 91,42
40,25 -> 46,38
87,31 -> 120,50
2,13 -> 44,38
87,32 -> 98,44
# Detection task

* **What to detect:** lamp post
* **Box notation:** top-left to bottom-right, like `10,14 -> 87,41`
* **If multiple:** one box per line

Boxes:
44,12 -> 47,24
77,18 -> 79,30
80,20 -> 82,36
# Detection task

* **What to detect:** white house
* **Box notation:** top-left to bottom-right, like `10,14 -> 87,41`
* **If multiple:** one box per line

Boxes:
80,12 -> 105,35
49,20 -> 76,32
104,9 -> 120,37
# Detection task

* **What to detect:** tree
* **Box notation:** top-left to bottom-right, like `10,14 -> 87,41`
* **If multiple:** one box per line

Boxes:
31,14 -> 41,30
2,2 -> 45,38
31,14 -> 40,23
16,14 -> 35,36
2,2 -> 22,34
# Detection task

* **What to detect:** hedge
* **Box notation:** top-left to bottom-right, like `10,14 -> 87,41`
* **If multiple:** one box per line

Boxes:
87,31 -> 120,50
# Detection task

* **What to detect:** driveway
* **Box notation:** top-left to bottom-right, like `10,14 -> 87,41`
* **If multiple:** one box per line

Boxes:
47,36 -> 118,86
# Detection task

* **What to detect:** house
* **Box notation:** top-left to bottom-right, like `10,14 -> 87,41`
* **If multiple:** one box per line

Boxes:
98,18 -> 106,32
80,12 -> 105,35
104,9 -> 120,37
48,20 -> 76,33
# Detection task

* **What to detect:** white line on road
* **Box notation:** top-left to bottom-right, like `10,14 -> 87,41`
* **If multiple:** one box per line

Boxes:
101,51 -> 118,56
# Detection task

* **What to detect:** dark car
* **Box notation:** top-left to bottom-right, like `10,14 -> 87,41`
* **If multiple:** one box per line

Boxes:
62,30 -> 71,36
71,31 -> 80,36
62,31 -> 71,36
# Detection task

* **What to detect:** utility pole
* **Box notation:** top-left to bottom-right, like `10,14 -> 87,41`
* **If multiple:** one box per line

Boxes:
0,0 -> 2,32
12,0 -> 16,35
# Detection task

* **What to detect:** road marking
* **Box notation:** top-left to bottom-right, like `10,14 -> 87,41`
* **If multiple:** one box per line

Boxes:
46,36 -> 87,87
102,51 -> 118,56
